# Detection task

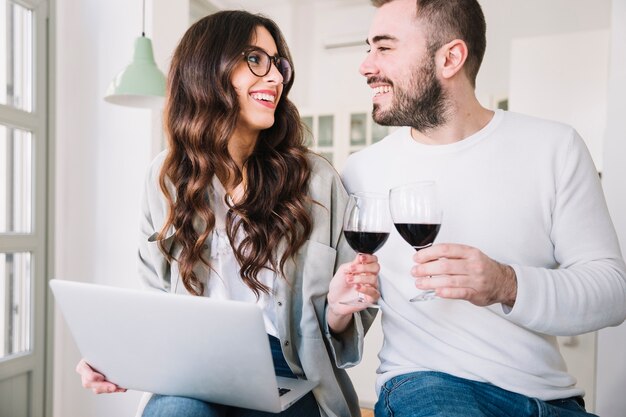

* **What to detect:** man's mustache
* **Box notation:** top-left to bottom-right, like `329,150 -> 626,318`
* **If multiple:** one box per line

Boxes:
367,77 -> 394,86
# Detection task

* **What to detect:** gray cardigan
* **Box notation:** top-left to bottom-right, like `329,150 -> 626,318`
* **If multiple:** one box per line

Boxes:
136,151 -> 376,417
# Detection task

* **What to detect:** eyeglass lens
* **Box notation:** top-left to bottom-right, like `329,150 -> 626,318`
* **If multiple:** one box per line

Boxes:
245,50 -> 292,84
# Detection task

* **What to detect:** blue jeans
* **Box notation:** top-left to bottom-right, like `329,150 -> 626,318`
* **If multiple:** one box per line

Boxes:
374,371 -> 597,417
142,393 -> 319,417
142,335 -> 320,417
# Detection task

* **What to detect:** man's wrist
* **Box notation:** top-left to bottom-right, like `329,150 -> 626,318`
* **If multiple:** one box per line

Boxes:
499,264 -> 518,307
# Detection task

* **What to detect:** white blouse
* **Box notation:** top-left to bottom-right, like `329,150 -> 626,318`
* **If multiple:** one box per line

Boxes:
205,176 -> 278,337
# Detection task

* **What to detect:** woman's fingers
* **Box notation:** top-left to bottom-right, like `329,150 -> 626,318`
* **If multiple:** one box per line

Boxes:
75,359 -> 92,375
345,254 -> 380,291
354,253 -> 378,264
76,359 -> 126,394
348,271 -> 378,287
356,284 -> 380,300
350,260 -> 380,276
76,359 -> 103,383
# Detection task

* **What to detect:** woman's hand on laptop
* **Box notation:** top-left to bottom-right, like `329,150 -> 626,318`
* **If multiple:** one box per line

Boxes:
76,359 -> 127,394
327,253 -> 380,333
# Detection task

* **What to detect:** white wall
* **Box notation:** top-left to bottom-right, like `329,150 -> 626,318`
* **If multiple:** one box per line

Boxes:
509,30 -> 609,171
477,0 -> 610,107
150,0 -> 189,156
54,0 -> 164,415
595,1 -> 626,416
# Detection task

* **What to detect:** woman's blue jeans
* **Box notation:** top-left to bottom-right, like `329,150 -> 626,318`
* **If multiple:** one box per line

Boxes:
374,371 -> 597,417
142,393 -> 319,417
142,335 -> 320,417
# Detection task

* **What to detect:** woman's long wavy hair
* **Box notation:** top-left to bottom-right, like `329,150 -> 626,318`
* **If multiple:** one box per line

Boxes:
158,10 -> 312,296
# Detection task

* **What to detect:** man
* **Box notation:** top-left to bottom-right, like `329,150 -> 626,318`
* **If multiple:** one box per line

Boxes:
341,0 -> 626,416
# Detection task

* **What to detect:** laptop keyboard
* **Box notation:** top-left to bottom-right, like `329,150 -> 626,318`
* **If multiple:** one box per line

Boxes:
278,387 -> 291,396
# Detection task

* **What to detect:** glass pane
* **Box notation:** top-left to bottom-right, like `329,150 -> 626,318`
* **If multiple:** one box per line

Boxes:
372,121 -> 389,143
350,113 -> 366,146
0,252 -> 32,358
0,124 -> 32,233
318,115 -> 334,147
301,116 -> 313,147
0,1 -> 34,111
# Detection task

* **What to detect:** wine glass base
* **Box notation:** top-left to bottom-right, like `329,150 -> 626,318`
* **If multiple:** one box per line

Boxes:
339,298 -> 380,309
409,290 -> 437,302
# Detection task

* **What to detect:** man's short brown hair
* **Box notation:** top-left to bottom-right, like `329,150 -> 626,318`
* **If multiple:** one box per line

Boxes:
371,0 -> 486,87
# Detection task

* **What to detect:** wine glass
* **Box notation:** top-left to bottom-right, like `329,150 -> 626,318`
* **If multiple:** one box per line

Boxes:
340,192 -> 391,308
389,181 -> 443,302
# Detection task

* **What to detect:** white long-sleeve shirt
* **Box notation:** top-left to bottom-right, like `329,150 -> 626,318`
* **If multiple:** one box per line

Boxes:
342,110 -> 626,401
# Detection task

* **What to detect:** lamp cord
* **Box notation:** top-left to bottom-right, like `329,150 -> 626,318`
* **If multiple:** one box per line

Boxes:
142,0 -> 146,37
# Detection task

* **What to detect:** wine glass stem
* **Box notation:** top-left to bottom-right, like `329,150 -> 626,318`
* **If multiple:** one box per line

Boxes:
357,255 -> 366,301
411,245 -> 437,302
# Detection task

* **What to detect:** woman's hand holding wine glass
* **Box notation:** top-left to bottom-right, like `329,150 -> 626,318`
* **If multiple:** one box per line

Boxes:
327,252 -> 381,333
339,192 -> 390,308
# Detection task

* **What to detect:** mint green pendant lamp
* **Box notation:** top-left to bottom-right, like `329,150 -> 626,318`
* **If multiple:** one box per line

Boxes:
104,0 -> 166,108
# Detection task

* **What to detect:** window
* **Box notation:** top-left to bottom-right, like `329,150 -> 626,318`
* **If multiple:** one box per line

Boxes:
302,112 -> 391,169
0,0 -> 49,415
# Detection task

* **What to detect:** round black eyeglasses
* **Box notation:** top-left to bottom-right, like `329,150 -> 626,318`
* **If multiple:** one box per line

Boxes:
242,48 -> 292,85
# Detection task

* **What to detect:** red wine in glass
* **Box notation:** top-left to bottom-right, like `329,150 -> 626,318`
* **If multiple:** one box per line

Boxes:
393,223 -> 441,250
344,231 -> 390,254
341,193 -> 391,308
389,182 -> 443,302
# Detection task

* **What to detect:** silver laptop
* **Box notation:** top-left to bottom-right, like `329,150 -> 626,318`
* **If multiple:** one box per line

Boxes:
49,279 -> 317,412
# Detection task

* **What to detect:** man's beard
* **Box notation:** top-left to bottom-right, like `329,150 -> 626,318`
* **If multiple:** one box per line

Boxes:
371,56 -> 448,132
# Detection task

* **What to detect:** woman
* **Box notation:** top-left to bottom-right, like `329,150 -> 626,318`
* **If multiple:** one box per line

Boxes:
76,10 -> 379,417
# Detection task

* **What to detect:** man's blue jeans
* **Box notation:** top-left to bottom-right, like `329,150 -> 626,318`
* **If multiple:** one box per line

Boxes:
374,371 -> 597,417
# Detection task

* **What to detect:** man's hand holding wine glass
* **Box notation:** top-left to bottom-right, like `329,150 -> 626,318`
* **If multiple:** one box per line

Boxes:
410,243 -> 518,307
